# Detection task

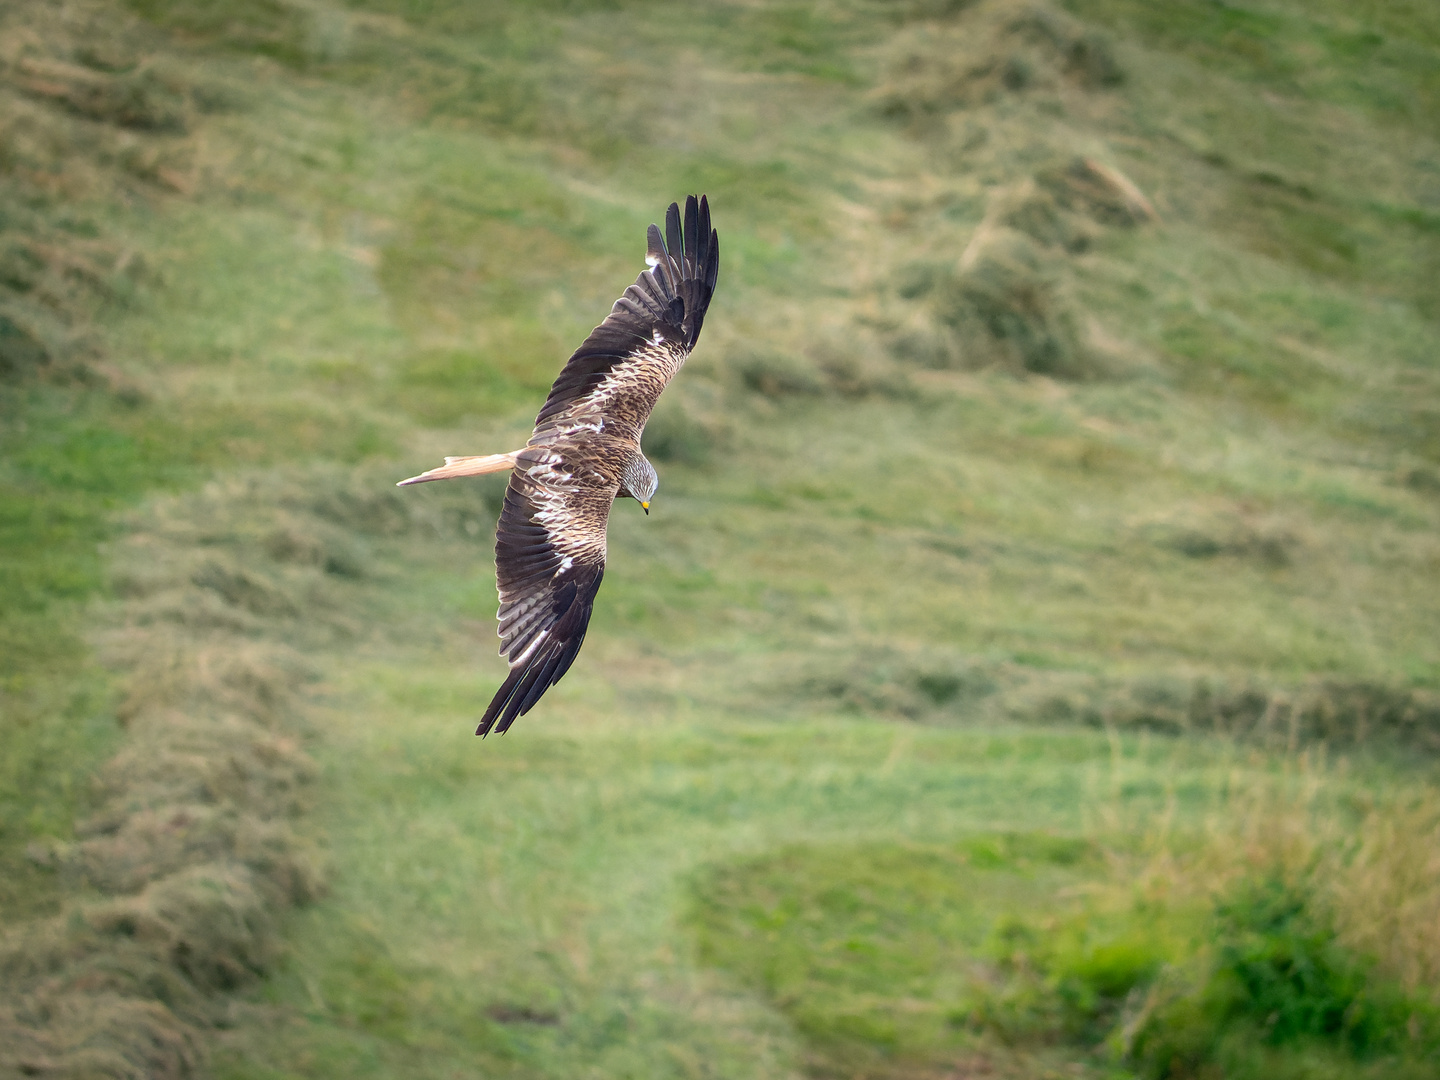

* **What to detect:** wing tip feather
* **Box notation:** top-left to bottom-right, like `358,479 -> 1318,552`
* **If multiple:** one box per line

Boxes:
477,668 -> 522,737
645,223 -> 665,267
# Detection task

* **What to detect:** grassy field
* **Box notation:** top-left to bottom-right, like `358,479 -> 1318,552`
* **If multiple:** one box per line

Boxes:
2,0 -> 1439,1077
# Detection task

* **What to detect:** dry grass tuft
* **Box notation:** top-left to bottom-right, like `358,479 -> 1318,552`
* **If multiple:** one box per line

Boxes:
1326,794 -> 1440,993
872,0 -> 1123,120
1032,675 -> 1440,752
0,0 -> 196,384
782,643 -> 1440,757
884,218 -> 1103,379
730,347 -> 829,398
865,0 -> 1162,384
0,465 -> 450,1077
1037,157 -> 1158,227
724,327 -> 909,402
13,55 -> 190,133
945,224 -> 1095,377
1151,765 -> 1440,999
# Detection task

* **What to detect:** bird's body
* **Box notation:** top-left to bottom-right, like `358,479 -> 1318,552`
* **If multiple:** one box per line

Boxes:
399,196 -> 719,735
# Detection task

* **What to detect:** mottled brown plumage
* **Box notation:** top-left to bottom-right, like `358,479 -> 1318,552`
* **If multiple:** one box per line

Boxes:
398,196 -> 719,735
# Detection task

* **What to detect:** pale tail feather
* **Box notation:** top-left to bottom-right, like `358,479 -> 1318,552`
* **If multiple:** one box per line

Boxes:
396,451 -> 521,486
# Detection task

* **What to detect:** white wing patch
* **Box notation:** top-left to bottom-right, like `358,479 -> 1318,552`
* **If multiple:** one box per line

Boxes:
510,450 -> 608,567
510,629 -> 549,666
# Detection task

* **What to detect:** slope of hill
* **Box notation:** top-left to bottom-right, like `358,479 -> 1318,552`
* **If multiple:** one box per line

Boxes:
1,1 -> 1437,1077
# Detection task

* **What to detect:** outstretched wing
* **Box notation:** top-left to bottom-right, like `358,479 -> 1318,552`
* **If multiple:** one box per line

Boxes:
478,446 -> 611,736
478,196 -> 719,735
533,194 -> 720,438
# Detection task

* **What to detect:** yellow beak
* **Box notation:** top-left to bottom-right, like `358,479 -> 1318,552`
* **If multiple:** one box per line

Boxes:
640,501 -> 650,515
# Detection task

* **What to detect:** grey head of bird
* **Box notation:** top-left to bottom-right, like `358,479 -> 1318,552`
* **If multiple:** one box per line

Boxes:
619,451 -> 658,514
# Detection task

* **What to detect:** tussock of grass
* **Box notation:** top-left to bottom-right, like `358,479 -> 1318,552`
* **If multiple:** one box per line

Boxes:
1039,156 -> 1158,228
0,461 -> 498,1075
771,641 -> 1440,756
732,347 -> 830,398
0,1 -> 193,377
0,0 -> 229,952
865,2 -> 1169,382
13,55 -> 191,133
872,0 -> 1124,119
0,487 -> 308,1072
943,225 -> 1095,377
1026,675 -> 1440,751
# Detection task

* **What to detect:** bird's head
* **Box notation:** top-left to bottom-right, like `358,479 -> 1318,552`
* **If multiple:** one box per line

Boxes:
620,452 -> 658,515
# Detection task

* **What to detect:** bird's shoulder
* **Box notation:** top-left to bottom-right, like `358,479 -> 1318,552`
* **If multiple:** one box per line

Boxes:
505,441 -> 619,552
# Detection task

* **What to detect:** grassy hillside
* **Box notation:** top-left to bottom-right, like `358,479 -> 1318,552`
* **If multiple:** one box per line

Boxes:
1,0 -> 1438,1077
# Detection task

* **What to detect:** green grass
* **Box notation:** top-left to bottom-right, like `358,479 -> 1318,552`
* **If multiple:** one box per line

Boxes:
2,0 -> 1439,1075
1063,0 -> 1440,128
0,379 -> 171,915
213,692 -> 1213,1079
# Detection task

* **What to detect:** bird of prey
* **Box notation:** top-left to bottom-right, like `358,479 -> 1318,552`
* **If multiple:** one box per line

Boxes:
398,195 -> 719,736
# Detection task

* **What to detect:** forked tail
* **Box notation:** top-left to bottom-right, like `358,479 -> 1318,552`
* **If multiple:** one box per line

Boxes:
396,451 -> 521,486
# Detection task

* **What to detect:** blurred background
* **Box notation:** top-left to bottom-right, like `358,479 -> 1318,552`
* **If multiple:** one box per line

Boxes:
1,1 -> 1438,1077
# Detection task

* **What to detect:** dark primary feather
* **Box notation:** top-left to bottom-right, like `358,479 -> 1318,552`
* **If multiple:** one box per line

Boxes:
534,194 -> 718,430
478,472 -> 608,736
478,196 -> 718,736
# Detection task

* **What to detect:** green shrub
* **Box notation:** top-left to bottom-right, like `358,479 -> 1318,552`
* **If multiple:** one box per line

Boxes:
967,909 -> 1174,1046
961,874 -> 1438,1077
1128,877 -> 1437,1078
1213,879 -> 1377,1047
